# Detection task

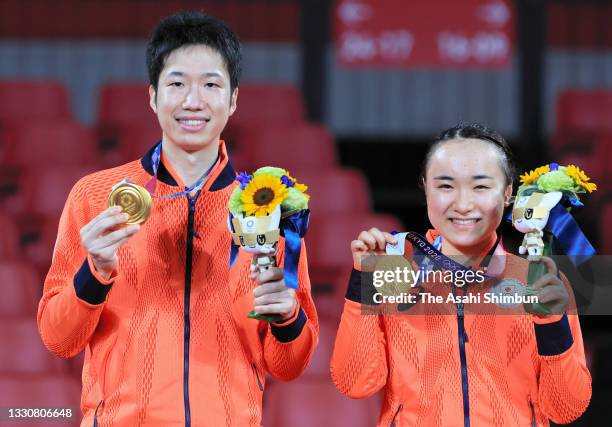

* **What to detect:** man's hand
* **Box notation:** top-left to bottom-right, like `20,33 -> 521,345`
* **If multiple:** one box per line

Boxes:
525,256 -> 569,317
80,206 -> 140,281
250,266 -> 297,322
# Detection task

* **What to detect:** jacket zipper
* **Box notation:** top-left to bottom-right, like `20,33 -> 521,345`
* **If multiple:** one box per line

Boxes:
183,195 -> 196,427
93,399 -> 103,427
456,287 -> 470,427
529,400 -> 536,427
390,403 -> 403,426
252,363 -> 264,391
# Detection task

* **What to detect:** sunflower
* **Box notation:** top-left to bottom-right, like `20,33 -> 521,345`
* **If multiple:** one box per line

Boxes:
283,172 -> 309,195
519,164 -> 550,185
240,174 -> 288,217
565,165 -> 597,193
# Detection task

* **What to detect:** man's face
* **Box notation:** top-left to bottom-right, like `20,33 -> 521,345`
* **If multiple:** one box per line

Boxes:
149,45 -> 238,153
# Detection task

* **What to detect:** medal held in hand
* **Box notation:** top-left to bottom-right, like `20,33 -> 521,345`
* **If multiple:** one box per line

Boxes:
228,167 -> 310,322
107,179 -> 152,225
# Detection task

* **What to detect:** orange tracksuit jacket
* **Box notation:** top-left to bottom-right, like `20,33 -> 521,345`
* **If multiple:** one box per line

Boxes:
37,141 -> 318,427
331,230 -> 591,427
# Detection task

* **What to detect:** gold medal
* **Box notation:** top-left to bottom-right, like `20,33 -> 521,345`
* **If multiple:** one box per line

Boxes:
107,180 -> 152,225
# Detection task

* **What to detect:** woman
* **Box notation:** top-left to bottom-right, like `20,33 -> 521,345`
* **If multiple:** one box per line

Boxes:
330,123 -> 591,426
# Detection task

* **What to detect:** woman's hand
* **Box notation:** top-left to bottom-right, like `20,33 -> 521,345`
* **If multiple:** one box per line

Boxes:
351,227 -> 397,270
526,256 -> 569,317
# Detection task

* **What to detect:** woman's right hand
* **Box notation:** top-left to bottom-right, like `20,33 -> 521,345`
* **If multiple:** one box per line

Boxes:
80,206 -> 140,280
350,227 -> 397,269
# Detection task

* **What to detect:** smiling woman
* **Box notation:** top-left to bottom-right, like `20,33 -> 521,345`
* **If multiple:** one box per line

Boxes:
331,122 -> 592,427
421,124 -> 514,256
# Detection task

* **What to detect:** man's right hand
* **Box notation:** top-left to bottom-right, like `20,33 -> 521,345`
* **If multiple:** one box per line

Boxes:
80,206 -> 140,280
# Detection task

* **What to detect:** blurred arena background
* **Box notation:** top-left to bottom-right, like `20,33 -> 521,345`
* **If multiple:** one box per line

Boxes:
0,1 -> 610,426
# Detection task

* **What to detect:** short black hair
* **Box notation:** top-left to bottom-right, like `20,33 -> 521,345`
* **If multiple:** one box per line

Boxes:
420,122 -> 516,186
146,11 -> 242,93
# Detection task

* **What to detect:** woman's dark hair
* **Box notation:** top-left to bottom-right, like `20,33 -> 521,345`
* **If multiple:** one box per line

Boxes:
146,11 -> 242,94
420,122 -> 515,186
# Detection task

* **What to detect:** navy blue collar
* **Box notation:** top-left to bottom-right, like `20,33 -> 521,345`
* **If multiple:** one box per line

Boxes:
140,141 -> 236,192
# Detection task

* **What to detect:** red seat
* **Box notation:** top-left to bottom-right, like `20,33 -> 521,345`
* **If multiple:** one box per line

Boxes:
97,82 -> 160,150
224,84 -> 306,148
553,90 -> 612,155
0,211 -> 20,259
8,165 -> 96,216
601,203 -> 612,255
262,378 -> 381,427
0,121 -> 96,167
0,375 -> 80,426
301,317 -> 340,379
98,82 -> 156,126
0,261 -> 40,318
291,168 -> 371,216
307,213 -> 404,289
0,80 -> 72,123
115,123 -> 162,162
556,89 -> 612,133
238,123 -> 337,171
558,133 -> 612,195
19,214 -> 62,275
230,84 -> 305,128
0,319 -> 66,375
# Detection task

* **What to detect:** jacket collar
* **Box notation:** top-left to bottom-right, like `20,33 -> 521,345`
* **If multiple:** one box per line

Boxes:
140,140 -> 236,192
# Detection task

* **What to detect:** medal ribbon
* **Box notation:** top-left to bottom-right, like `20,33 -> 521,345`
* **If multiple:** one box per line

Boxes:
145,142 -> 218,198
387,231 -> 495,285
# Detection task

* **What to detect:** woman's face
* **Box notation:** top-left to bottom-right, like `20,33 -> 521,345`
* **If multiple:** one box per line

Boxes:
424,138 -> 512,255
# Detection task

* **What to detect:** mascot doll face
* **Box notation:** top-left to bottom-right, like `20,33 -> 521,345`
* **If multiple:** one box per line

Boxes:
229,205 -> 281,254
512,191 -> 562,233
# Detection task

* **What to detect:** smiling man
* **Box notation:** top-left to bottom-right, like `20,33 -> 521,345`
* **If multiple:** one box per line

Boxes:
37,11 -> 318,427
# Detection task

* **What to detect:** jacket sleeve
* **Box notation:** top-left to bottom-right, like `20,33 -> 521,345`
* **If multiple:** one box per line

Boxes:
37,177 -> 112,358
533,273 -> 592,424
330,269 -> 388,399
262,239 -> 319,381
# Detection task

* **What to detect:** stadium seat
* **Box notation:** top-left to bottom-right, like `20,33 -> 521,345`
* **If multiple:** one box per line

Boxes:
552,90 -> 612,155
0,211 -> 20,259
307,213 -> 404,289
96,82 -> 160,150
262,378 -> 381,427
0,319 -> 66,375
0,121 -> 97,167
0,375 -> 80,427
223,84 -> 307,148
98,82 -> 156,126
301,317 -> 340,379
291,168 -> 371,216
19,213 -> 61,275
7,165 -> 96,216
114,123 -> 162,162
0,261 -> 40,318
601,202 -> 612,255
0,80 -> 72,123
556,89 -> 612,133
238,123 -> 338,171
229,84 -> 305,128
558,133 -> 612,194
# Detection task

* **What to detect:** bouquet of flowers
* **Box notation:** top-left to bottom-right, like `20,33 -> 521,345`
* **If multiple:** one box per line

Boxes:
511,163 -> 597,313
228,166 -> 310,321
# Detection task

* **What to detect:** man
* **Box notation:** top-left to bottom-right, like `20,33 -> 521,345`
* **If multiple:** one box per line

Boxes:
37,11 -> 318,426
